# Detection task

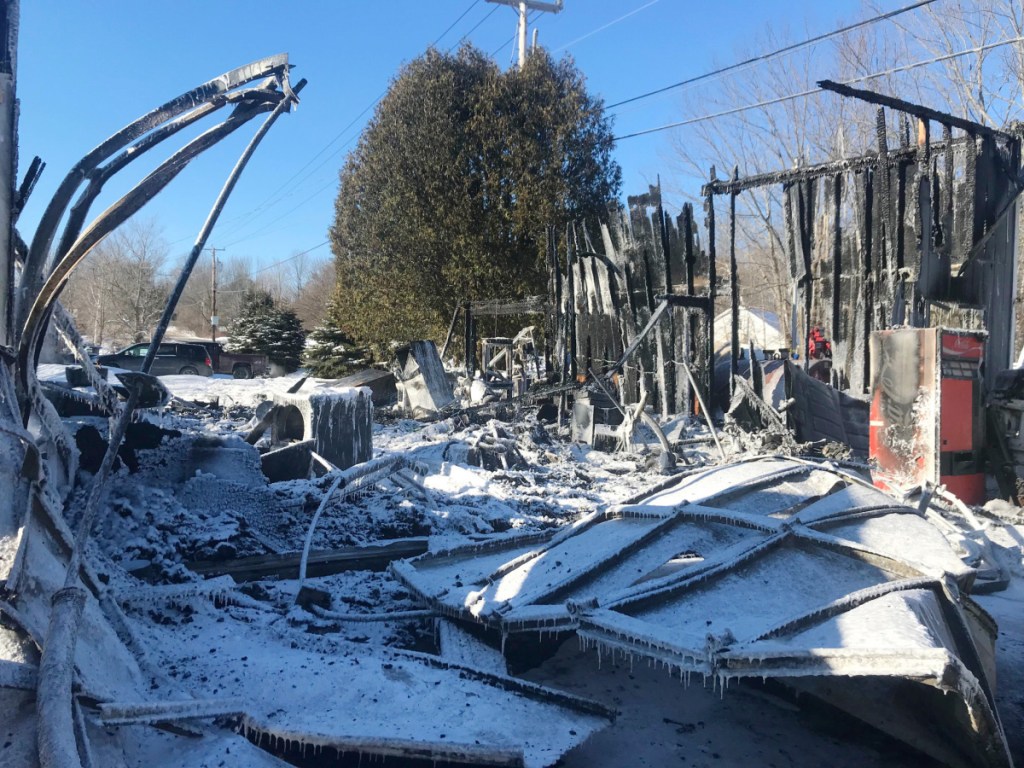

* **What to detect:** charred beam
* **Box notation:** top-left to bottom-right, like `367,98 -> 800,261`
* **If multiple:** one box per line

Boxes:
729,167 -> 739,389
468,295 -> 548,316
704,135 -> 976,195
189,539 -> 430,582
12,155 -> 42,223
817,79 -> 1011,141
657,294 -> 711,311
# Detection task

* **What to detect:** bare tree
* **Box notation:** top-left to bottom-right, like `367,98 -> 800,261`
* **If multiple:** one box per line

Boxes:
253,251 -> 331,328
256,261 -> 287,304
885,0 -> 1024,127
173,253 -> 256,338
666,21 -> 882,340
290,257 -> 335,328
287,249 -> 309,303
62,219 -> 170,347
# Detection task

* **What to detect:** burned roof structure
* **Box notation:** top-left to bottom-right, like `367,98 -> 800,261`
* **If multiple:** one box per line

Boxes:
395,456 -> 1013,768
704,81 -> 1021,397
2,3 -> 1023,767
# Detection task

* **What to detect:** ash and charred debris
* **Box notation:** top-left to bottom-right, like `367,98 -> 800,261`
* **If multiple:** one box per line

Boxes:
2,15 -> 1024,768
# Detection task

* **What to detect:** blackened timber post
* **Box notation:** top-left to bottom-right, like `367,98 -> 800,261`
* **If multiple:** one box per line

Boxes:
874,107 -> 893,325
0,0 -> 14,349
913,117 -> 931,325
802,179 -> 814,371
561,227 -> 577,385
705,167 -> 717,411
463,302 -> 475,378
943,124 -> 954,246
683,202 -> 695,296
863,169 -> 874,392
658,176 -> 673,293
729,166 -> 739,393
682,203 -> 696,412
784,182 -> 797,355
832,173 -> 842,355
962,133 -> 977,264
657,178 -> 676,415
545,225 -> 560,378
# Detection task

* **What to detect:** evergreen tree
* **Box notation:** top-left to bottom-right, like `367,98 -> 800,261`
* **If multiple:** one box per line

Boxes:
331,45 -> 620,350
302,300 -> 367,377
226,289 -> 306,372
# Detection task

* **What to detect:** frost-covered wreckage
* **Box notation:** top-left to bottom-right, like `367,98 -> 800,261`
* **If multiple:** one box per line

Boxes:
1,4 -> 1023,768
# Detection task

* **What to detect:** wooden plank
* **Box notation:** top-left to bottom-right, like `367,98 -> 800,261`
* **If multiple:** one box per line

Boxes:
188,538 -> 429,582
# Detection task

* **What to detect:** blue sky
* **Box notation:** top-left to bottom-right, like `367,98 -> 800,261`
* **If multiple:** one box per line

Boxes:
17,0 -> 876,272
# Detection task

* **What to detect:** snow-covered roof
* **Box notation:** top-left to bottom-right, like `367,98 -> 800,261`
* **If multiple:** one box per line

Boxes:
713,306 -> 787,351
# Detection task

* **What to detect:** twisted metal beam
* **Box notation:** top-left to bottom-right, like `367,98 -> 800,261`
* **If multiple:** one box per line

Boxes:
17,54 -> 289,337
143,78 -> 306,374
17,93 -> 283,421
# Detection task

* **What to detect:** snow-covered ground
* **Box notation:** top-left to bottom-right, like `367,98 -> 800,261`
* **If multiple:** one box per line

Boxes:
29,367 -> 1024,766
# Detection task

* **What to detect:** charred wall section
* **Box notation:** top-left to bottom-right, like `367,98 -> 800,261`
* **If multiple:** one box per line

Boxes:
546,183 -> 714,416
706,100 -> 1022,396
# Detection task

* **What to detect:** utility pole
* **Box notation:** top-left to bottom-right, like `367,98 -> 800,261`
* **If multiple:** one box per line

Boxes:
207,246 -> 223,342
486,0 -> 563,70
0,1 -> 18,349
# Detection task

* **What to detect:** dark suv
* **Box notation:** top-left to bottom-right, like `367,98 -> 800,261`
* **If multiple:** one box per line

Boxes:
97,342 -> 213,376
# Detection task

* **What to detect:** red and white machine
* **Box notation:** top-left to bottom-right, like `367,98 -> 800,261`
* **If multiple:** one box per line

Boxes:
869,327 -> 985,503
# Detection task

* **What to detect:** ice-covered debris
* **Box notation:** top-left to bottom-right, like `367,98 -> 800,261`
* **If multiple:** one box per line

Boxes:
271,385 -> 372,470
393,340 -> 455,415
135,598 -> 611,768
396,456 -> 1014,766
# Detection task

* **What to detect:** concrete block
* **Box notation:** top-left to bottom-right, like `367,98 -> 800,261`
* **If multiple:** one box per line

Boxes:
271,386 -> 372,470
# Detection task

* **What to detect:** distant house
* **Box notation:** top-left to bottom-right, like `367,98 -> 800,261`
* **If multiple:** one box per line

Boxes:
713,306 -> 787,357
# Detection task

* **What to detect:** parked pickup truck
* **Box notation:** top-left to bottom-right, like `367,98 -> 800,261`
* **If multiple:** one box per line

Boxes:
169,338 -> 268,379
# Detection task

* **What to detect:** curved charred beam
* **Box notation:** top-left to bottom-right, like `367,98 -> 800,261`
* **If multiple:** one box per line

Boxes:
17,54 -> 289,337
51,83 -> 287,279
574,248 -> 622,276
143,78 -> 306,374
17,99 -> 278,422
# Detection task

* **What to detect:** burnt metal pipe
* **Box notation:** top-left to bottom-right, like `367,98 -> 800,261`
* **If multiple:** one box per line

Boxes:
36,587 -> 86,768
52,85 -> 284,276
17,100 -> 279,421
18,55 -> 289,335
143,78 -> 305,374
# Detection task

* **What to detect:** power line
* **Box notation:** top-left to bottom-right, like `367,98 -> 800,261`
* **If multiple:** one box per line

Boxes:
453,3 -> 501,51
435,0 -> 481,46
491,9 -> 537,57
552,0 -> 660,54
225,174 -> 337,248
606,0 -> 939,110
252,240 -> 330,276
217,98 -> 380,239
614,35 -> 1024,141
